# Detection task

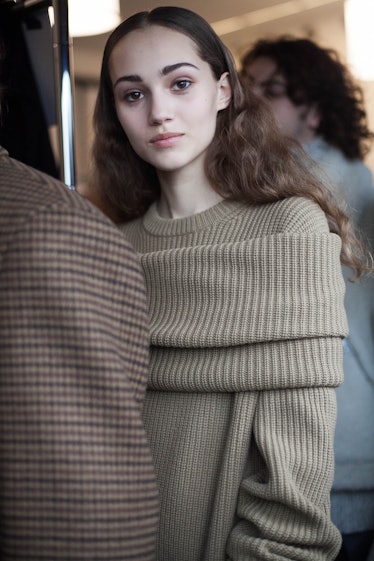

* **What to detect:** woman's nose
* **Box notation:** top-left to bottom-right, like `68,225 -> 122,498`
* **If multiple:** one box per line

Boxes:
148,91 -> 173,125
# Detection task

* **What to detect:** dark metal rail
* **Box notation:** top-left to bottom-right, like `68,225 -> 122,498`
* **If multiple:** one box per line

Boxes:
2,0 -> 76,189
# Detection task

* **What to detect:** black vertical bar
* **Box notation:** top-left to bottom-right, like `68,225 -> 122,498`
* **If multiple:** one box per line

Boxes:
51,0 -> 76,189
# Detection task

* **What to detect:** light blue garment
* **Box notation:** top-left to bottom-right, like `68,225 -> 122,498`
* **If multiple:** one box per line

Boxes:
304,137 -> 374,534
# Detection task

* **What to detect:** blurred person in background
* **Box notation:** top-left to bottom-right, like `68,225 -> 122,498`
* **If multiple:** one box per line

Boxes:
241,35 -> 374,561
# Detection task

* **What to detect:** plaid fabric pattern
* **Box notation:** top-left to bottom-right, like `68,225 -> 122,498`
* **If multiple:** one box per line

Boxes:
0,148 -> 159,560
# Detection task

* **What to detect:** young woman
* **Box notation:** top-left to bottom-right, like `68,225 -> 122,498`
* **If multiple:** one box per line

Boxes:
90,7 -> 368,561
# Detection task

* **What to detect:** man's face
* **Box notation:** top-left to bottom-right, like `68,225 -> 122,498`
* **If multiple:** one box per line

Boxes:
243,55 -> 319,144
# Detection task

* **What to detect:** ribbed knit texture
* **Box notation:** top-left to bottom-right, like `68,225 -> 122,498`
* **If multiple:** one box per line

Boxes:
120,196 -> 347,561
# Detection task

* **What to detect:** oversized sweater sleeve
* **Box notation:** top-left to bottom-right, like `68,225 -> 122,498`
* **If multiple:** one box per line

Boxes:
227,387 -> 341,561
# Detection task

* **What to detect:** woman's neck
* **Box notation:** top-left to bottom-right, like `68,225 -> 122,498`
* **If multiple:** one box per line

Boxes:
156,169 -> 224,219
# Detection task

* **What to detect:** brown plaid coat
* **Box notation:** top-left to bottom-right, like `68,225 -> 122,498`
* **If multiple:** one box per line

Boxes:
0,147 -> 159,560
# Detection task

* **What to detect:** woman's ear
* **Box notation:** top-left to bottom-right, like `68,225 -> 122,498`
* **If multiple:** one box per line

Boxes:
217,72 -> 232,111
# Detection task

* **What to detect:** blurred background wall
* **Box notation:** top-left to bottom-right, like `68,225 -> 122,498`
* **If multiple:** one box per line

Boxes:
2,0 -> 374,191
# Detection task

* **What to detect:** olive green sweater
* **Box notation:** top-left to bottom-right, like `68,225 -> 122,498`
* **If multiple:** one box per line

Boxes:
120,196 -> 347,561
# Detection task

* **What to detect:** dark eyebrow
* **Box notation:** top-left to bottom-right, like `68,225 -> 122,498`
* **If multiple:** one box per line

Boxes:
113,62 -> 199,88
113,74 -> 141,88
162,62 -> 199,75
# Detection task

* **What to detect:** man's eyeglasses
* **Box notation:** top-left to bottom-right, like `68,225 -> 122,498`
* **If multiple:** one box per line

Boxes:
241,75 -> 288,101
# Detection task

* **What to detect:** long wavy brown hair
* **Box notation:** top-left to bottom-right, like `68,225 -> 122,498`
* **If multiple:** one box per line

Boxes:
91,6 -> 370,278
240,36 -> 374,160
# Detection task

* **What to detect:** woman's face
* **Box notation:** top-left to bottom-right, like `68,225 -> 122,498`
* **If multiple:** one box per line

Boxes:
109,25 -> 231,177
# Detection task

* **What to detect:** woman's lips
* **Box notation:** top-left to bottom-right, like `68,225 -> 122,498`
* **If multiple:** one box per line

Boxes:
150,132 -> 184,147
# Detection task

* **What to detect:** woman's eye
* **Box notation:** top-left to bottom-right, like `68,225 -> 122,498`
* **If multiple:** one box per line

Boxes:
123,90 -> 144,103
172,79 -> 192,91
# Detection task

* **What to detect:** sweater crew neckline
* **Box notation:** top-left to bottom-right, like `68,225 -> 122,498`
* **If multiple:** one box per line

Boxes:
142,200 -> 245,237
